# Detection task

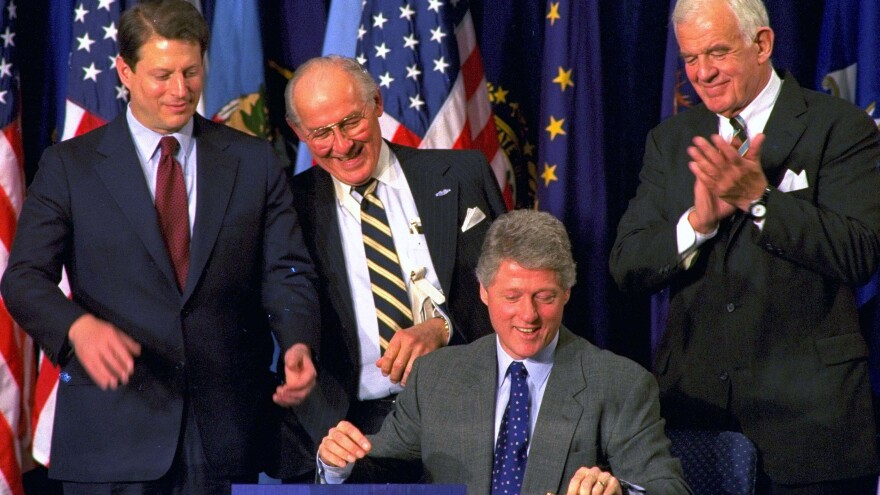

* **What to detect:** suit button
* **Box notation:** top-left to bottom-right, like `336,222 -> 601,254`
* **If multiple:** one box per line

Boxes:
726,303 -> 735,313
718,371 -> 729,381
175,361 -> 185,370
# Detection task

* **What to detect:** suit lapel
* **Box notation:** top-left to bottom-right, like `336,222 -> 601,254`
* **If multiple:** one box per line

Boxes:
522,328 -> 586,494
726,73 -> 807,249
93,116 -> 179,291
183,118 -> 238,301
393,144 -> 459,294
760,73 -> 808,185
460,337 -> 500,494
311,171 -> 358,340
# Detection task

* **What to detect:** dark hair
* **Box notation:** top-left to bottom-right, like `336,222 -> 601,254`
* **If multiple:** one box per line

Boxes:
118,0 -> 209,69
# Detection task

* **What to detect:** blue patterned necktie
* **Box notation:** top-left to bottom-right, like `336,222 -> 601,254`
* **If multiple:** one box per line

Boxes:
492,361 -> 530,495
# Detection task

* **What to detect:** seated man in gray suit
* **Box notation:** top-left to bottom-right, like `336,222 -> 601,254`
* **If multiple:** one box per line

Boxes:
317,210 -> 691,495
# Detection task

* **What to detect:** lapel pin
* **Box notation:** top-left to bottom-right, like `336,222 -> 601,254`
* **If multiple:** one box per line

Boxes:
435,188 -> 451,197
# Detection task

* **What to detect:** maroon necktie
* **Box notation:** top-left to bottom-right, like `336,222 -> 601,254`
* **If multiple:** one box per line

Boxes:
155,136 -> 190,292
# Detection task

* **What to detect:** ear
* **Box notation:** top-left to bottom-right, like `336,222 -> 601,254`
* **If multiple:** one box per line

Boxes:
116,55 -> 134,88
372,90 -> 384,117
288,117 -> 305,139
754,27 -> 774,64
479,284 -> 489,306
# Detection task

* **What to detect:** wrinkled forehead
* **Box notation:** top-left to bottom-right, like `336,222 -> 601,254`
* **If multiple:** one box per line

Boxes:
294,69 -> 365,125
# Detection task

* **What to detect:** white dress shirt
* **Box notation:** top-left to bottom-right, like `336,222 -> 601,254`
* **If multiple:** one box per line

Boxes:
332,141 -> 446,400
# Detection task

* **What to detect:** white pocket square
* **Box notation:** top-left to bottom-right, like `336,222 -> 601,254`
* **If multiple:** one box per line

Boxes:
777,169 -> 808,193
461,207 -> 487,232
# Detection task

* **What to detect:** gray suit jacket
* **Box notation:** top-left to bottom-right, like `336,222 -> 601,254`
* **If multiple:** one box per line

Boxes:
349,327 -> 691,495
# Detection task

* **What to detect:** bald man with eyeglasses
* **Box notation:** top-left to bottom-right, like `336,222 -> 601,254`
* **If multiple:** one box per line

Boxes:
268,55 -> 507,481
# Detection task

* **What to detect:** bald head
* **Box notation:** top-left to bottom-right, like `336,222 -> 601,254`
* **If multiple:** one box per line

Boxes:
285,55 -> 379,127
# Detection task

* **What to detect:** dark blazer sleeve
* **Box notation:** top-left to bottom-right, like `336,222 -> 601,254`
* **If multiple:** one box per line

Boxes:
2,141 -> 89,363
256,140 -> 321,352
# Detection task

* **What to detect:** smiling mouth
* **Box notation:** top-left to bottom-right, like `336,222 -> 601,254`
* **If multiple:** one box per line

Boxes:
515,326 -> 537,334
332,146 -> 363,162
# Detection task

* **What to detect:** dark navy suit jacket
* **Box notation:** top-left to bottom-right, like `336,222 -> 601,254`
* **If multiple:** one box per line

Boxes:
1,114 -> 320,481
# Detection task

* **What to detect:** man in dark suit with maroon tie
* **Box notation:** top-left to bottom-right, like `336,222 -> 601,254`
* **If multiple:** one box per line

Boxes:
1,1 -> 319,493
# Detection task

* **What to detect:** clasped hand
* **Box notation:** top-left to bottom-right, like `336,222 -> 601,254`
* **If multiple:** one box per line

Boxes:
687,132 -> 768,234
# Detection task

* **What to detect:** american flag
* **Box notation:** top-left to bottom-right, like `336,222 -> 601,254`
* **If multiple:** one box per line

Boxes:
30,0 -> 128,469
356,0 -> 512,207
61,0 -> 128,141
0,2 -> 31,493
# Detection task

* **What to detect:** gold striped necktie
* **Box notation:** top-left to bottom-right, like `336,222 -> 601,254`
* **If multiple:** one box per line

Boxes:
355,178 -> 413,352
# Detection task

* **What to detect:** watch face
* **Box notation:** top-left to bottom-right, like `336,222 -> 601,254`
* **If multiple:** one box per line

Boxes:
750,203 -> 767,218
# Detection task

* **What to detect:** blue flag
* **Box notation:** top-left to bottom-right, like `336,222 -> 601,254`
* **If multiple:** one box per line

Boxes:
538,0 -> 608,345
474,0 -> 543,209
203,0 -> 267,137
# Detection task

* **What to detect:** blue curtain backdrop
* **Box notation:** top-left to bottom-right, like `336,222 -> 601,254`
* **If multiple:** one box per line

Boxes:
14,0 -> 860,370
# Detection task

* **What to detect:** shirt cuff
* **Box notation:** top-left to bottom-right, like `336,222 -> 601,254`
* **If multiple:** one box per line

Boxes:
676,207 -> 717,268
317,453 -> 354,484
432,306 -> 453,345
620,479 -> 646,495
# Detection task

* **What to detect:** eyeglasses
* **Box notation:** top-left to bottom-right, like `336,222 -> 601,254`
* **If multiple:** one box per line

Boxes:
302,107 -> 369,148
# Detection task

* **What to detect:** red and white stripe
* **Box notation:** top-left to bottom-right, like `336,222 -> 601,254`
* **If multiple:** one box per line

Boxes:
61,101 -> 108,142
30,270 -> 67,469
378,11 -> 513,208
0,116 -> 31,495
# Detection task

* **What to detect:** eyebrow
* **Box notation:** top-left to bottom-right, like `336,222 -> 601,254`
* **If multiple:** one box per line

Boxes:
680,43 -> 733,58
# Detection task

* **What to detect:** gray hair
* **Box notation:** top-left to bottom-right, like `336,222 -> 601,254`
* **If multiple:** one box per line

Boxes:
284,55 -> 379,127
672,0 -> 769,43
476,210 -> 576,290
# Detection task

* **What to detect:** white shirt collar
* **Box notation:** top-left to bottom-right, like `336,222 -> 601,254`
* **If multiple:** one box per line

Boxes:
331,141 -> 399,217
126,106 -> 194,164
495,330 -> 558,389
719,68 -> 782,139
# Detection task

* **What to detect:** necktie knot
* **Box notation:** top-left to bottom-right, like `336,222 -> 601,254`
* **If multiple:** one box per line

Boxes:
354,178 -> 378,201
160,136 -> 180,158
508,361 -> 528,380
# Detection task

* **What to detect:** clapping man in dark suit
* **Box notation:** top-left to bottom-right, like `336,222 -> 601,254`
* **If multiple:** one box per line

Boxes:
0,1 -> 319,493
609,0 -> 880,492
273,55 -> 507,479
318,210 -> 691,495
